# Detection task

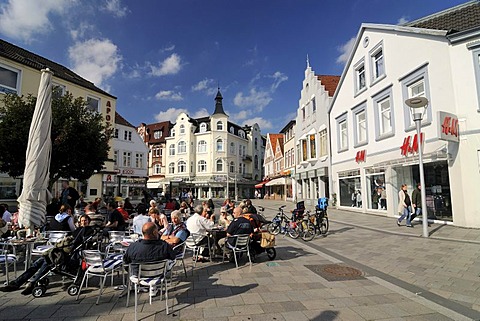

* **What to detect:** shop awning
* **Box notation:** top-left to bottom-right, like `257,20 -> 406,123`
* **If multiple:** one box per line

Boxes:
147,181 -> 161,189
266,177 -> 286,186
254,180 -> 269,189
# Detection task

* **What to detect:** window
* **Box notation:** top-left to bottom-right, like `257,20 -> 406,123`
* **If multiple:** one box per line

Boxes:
52,84 -> 65,99
114,129 -> 119,138
254,155 -> 258,169
199,123 -> 207,133
230,126 -> 234,134
168,162 -> 174,174
123,152 -> 131,167
171,129 -> 175,137
312,97 -> 316,113
86,96 -> 100,112
154,130 -> 162,139
113,150 -> 118,166
124,130 -> 132,141
370,42 -> 385,83
239,130 -> 245,138
302,107 -> 306,120
169,144 -> 175,155
177,141 -> 186,154
154,164 -> 161,174
216,121 -> 223,130
319,129 -> 327,157
230,142 -> 235,154
301,139 -> 307,161
135,153 -> 143,168
372,86 -> 395,140
198,140 -> 207,153
216,159 -> 223,172
216,139 -> 224,151
179,124 -> 185,134
354,59 -> 366,93
255,138 -> 258,150
0,64 -> 20,94
198,160 -> 207,172
230,161 -> 235,173
290,148 -> 295,166
400,64 -> 432,129
336,113 -> 348,152
178,160 -> 186,173
242,145 -> 246,157
309,134 -> 316,159
352,104 -> 367,147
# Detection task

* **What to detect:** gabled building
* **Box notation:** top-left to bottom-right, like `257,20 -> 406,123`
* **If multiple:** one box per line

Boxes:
113,113 -> 149,202
280,120 -> 296,202
137,121 -> 173,195
0,38 -> 116,201
329,0 -> 480,227
263,133 -> 285,200
162,89 -> 264,200
295,58 -> 340,206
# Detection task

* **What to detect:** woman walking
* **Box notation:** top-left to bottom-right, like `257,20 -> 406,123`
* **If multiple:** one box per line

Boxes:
397,184 -> 413,227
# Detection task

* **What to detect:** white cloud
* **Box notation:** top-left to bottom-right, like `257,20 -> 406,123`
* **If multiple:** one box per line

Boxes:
231,110 -> 249,121
161,44 -> 175,52
0,0 -> 70,42
70,21 -> 94,41
155,90 -> 183,101
192,108 -> 210,118
103,0 -> 128,17
233,88 -> 272,112
397,16 -> 409,25
191,78 -> 217,96
149,53 -> 182,76
269,71 -> 288,91
68,38 -> 122,88
154,107 -> 188,123
336,37 -> 356,64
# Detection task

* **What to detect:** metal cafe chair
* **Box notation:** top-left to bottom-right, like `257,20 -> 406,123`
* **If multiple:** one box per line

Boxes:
222,234 -> 252,269
0,242 -> 18,284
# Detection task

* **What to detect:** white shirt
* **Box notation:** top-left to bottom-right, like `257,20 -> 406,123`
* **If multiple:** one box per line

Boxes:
186,213 -> 214,235
2,210 -> 11,222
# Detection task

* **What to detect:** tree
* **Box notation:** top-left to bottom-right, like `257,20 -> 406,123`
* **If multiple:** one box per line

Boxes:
0,92 -> 112,188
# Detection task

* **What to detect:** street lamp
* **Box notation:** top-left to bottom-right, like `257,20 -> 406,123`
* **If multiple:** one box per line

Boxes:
405,96 -> 429,238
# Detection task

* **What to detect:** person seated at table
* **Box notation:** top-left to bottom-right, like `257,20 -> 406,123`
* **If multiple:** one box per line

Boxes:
84,204 -> 105,227
0,214 -> 95,295
243,199 -> 257,215
148,207 -> 168,233
103,201 -> 126,237
218,206 -> 254,259
49,204 -> 76,232
123,222 -> 176,297
161,210 -> 189,247
179,201 -> 191,220
186,205 -> 215,262
132,208 -> 150,236
218,207 -> 231,229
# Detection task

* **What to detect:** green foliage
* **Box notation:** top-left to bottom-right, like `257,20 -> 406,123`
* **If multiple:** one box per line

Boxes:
0,92 -> 112,186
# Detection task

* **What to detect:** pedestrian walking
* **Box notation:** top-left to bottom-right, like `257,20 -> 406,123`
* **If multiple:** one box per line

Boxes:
397,184 -> 413,227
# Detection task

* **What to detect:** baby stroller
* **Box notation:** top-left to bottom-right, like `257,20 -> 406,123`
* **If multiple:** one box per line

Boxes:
30,228 -> 98,298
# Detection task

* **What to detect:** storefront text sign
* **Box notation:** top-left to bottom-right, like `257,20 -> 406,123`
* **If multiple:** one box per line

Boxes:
400,133 -> 424,156
438,111 -> 459,142
355,150 -> 366,163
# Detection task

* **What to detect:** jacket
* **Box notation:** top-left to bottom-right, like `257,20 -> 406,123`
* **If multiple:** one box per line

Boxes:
397,190 -> 408,214
412,188 -> 422,208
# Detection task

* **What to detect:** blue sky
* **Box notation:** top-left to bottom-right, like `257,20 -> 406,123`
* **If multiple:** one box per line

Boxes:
0,0 -> 467,133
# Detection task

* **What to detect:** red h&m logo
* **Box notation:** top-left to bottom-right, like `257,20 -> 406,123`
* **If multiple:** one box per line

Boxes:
355,150 -> 366,163
441,116 -> 459,137
400,133 -> 424,156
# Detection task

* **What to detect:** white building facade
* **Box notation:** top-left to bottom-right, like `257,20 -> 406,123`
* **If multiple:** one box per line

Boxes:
329,1 -> 480,227
112,113 -> 149,202
163,90 -> 264,200
281,120 -> 296,202
295,60 -> 340,207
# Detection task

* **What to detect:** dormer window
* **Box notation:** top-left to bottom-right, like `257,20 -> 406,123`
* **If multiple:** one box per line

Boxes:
199,123 -> 207,133
239,130 -> 245,138
171,128 -> 175,137
230,126 -> 234,134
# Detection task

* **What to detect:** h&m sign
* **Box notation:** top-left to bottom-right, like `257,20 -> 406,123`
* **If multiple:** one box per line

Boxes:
438,111 -> 459,142
400,133 -> 424,156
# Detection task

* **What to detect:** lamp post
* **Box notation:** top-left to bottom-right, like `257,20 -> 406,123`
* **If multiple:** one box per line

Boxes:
234,172 -> 238,202
405,97 -> 429,238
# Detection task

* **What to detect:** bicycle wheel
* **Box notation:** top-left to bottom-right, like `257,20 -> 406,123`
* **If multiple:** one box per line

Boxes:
320,216 -> 329,235
267,222 -> 281,235
301,220 -> 316,241
288,222 -> 300,239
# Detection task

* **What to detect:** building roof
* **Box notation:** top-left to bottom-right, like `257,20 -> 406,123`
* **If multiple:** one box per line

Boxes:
280,120 -> 296,134
115,112 -> 134,128
317,75 -> 341,96
268,133 -> 284,154
0,38 -> 116,99
213,89 -> 228,116
404,0 -> 480,34
139,121 -> 173,144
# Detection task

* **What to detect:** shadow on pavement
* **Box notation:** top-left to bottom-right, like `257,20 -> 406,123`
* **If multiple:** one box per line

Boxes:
311,310 -> 340,321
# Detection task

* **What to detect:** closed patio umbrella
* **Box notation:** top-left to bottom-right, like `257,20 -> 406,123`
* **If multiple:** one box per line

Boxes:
17,68 -> 53,230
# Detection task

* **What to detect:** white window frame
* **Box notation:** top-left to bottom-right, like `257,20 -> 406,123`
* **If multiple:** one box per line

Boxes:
471,46 -> 480,111
171,128 -> 175,137
216,159 -> 223,172
169,144 -> 175,156
154,164 -> 161,174
177,141 -> 186,154
178,160 -> 186,173
198,160 -> 207,172
352,102 -> 368,147
123,152 -> 131,167
52,83 -> 66,99
400,64 -> 432,131
216,139 -> 224,152
179,124 -> 185,135
216,121 -> 223,131
168,162 -> 175,174
336,113 -> 348,152
135,153 -> 143,168
372,86 -> 395,141
113,150 -> 118,166
86,95 -> 100,112
197,140 -> 207,153
199,123 -> 207,133
154,130 -> 162,139
319,129 -> 327,157
369,41 -> 385,85
0,63 -> 21,94
353,58 -> 367,95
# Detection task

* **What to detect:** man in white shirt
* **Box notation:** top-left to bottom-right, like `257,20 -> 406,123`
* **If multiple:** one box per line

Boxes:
186,204 -> 215,261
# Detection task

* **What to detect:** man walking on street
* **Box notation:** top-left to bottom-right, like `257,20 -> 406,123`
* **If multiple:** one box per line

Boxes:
411,183 -> 429,226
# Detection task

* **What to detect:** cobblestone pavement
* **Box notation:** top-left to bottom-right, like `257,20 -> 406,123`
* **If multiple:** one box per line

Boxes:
0,199 -> 479,320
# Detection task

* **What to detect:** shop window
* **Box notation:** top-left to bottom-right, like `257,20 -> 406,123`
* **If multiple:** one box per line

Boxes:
0,64 -> 20,94
338,170 -> 361,207
366,171 -> 386,210
198,160 -> 207,172
400,63 -> 432,130
352,103 -> 367,147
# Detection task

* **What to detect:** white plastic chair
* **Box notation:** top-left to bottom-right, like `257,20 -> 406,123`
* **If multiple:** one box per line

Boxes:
222,234 -> 252,269
76,250 -> 123,305
126,260 -> 169,320
0,242 -> 18,284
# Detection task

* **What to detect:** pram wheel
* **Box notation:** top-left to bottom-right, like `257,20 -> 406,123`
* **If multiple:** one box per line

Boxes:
32,285 -> 46,298
38,278 -> 49,287
266,248 -> 276,260
67,284 -> 80,296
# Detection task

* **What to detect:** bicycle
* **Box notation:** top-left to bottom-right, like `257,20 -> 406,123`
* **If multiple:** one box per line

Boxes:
267,205 -> 300,239
313,205 -> 329,236
299,210 -> 316,241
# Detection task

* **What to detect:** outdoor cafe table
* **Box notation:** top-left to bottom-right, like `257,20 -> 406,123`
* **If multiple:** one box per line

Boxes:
8,237 -> 44,271
206,227 -> 227,259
